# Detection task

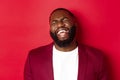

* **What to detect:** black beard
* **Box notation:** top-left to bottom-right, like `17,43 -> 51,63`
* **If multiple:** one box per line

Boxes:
50,26 -> 76,47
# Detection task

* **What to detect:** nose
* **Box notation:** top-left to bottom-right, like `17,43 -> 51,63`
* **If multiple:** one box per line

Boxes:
57,21 -> 65,27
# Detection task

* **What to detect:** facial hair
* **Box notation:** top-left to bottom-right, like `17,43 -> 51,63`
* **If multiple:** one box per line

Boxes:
50,25 -> 76,47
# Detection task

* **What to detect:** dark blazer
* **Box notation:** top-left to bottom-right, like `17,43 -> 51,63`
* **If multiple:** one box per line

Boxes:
24,43 -> 108,80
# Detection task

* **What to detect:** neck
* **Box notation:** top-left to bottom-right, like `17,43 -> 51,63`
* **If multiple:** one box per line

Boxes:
54,40 -> 77,52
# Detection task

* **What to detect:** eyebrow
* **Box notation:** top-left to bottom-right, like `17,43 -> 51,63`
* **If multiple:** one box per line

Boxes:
51,17 -> 68,21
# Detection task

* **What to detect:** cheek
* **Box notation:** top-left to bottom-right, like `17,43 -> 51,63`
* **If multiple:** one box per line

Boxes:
50,26 -> 56,33
65,22 -> 73,28
64,20 -> 74,26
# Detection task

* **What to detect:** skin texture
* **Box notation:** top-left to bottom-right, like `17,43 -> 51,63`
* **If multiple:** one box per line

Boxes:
49,10 -> 77,52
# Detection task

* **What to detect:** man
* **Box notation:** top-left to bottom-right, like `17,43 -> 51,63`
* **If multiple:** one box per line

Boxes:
24,8 -> 108,80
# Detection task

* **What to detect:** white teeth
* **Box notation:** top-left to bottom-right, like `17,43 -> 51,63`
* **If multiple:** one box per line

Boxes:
57,30 -> 68,34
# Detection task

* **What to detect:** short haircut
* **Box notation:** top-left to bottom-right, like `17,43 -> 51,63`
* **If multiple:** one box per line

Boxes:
49,8 -> 75,21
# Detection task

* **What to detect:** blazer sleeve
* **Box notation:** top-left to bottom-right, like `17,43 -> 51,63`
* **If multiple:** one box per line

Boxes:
24,53 -> 33,80
98,55 -> 109,80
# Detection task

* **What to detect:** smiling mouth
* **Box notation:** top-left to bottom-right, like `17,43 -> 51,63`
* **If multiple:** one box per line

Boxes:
55,28 -> 69,40
57,29 -> 69,34
56,28 -> 69,34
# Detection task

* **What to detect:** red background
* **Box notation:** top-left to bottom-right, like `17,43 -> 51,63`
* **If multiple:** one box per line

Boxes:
0,0 -> 120,80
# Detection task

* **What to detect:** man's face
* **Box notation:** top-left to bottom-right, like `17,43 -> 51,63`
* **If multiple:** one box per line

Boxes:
49,10 -> 76,47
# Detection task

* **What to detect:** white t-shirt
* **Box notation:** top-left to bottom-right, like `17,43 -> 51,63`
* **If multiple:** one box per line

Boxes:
53,45 -> 78,80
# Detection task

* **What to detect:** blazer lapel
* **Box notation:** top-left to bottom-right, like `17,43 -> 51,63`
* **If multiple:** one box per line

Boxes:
43,43 -> 54,80
77,45 -> 88,80
45,43 -> 88,80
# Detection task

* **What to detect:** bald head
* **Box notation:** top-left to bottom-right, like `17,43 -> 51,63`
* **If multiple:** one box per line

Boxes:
49,8 -> 75,22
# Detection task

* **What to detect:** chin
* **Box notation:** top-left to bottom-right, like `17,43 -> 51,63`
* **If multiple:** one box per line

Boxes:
50,25 -> 76,47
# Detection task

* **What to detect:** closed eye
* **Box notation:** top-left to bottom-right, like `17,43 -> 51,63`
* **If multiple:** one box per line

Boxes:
63,18 -> 70,22
51,20 -> 57,25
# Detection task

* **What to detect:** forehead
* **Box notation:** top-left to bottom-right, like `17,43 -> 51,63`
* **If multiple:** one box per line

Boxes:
50,10 -> 73,20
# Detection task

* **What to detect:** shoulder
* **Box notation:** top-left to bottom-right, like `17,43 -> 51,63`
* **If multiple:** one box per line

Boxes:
28,43 -> 53,56
78,44 -> 108,78
78,44 -> 107,71
79,44 -> 105,56
78,44 -> 106,62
